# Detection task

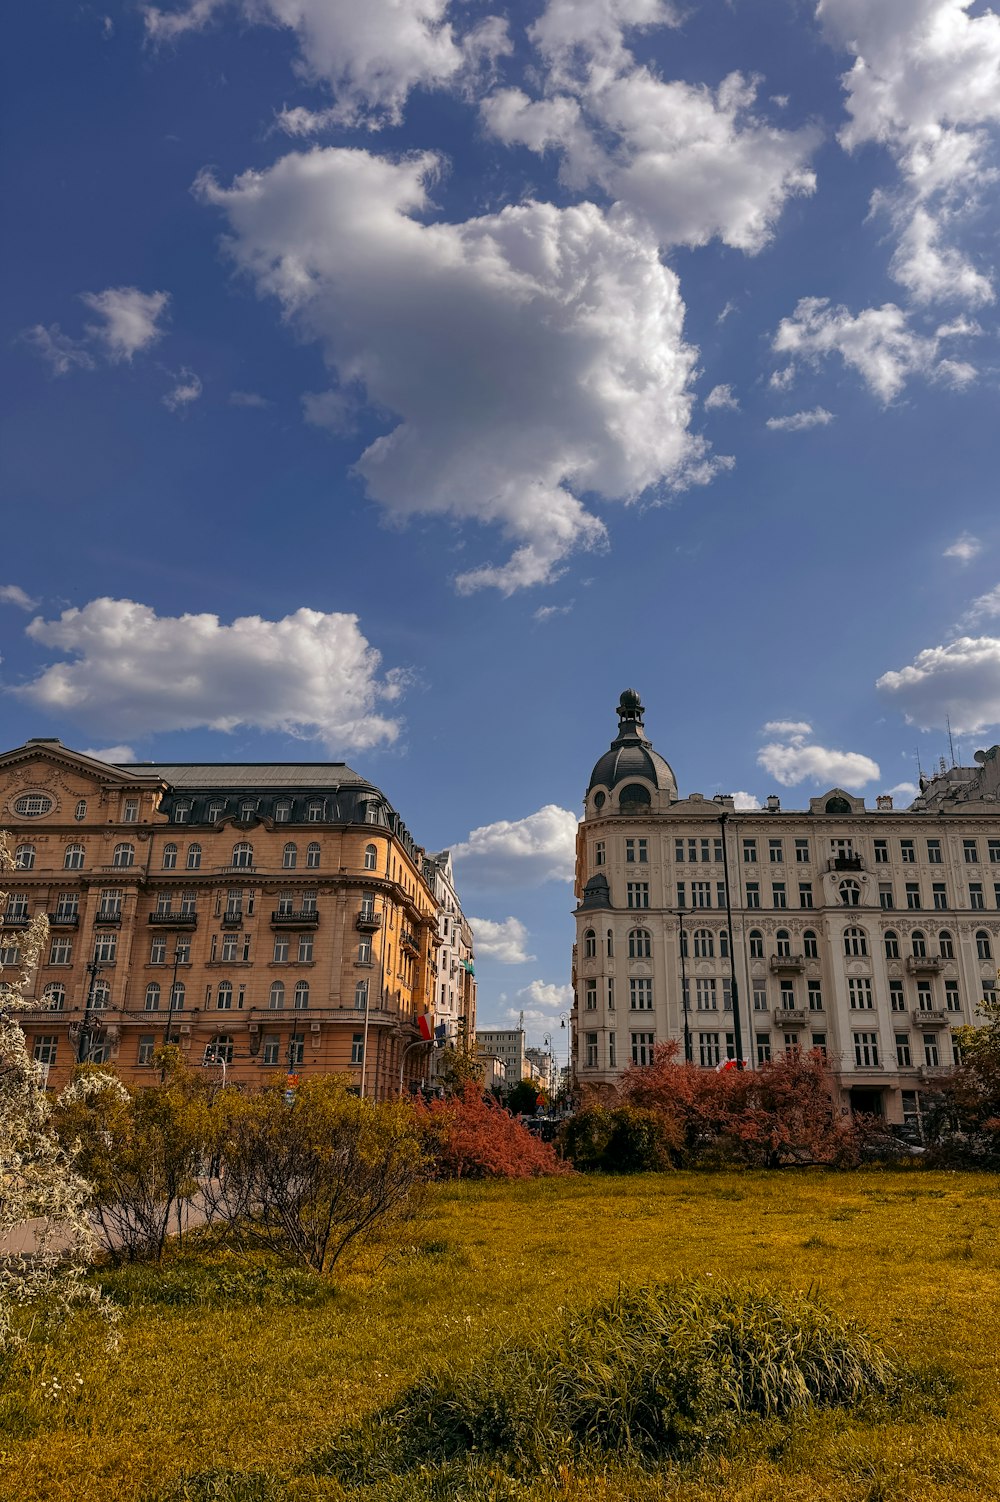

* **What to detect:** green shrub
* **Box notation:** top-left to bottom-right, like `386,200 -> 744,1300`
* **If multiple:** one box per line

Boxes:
561,1104 -> 678,1172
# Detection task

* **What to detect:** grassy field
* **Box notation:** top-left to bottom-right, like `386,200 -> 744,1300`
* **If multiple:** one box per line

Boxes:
2,1170 -> 999,1502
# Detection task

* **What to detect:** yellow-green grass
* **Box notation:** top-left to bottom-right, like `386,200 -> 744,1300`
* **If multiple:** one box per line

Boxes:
3,1170 -> 999,1502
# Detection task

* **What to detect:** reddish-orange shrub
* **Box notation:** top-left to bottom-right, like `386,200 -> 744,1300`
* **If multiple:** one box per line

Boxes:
416,1085 -> 571,1180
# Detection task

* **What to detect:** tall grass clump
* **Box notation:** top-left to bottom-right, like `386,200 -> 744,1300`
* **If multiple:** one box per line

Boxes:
317,1278 -> 904,1486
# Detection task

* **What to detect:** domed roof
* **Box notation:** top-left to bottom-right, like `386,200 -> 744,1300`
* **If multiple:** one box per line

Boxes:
587,690 -> 677,799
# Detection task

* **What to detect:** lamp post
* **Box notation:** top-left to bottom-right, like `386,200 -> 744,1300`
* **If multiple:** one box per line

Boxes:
558,1010 -> 571,1104
398,1037 -> 433,1096
77,959 -> 105,1064
670,912 -> 693,1064
162,944 -> 182,1048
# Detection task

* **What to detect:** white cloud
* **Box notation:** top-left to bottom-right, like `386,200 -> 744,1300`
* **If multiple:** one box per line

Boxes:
889,205 -> 994,308
533,603 -> 573,622
14,598 -> 405,752
528,0 -> 679,79
944,531 -> 983,564
731,790 -> 761,810
705,384 -> 739,411
198,146 -> 719,593
887,781 -> 918,801
772,297 -> 977,402
145,0 -> 510,128
82,745 -> 137,763
162,368 -> 202,412
876,635 -> 1000,733
80,287 -> 170,362
756,722 -> 879,789
470,916 -> 534,964
0,585 -> 39,611
962,583 -> 1000,624
452,805 -> 578,887
21,324 -> 96,376
765,406 -> 834,432
500,979 -> 573,1032
229,390 -> 271,408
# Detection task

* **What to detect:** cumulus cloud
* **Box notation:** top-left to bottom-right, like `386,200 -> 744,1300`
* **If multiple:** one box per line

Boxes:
944,531 -> 983,564
452,805 -> 578,888
500,979 -> 573,1031
961,583 -> 1000,625
705,384 -> 739,411
765,406 -> 834,431
80,287 -> 170,362
145,0 -> 510,128
887,781 -> 918,801
14,598 -> 405,752
162,368 -> 202,412
756,722 -> 879,789
198,146 -> 719,593
470,916 -> 534,964
876,635 -> 1000,733
772,297 -> 977,402
83,745 -> 137,763
731,790 -> 761,810
0,585 -> 39,611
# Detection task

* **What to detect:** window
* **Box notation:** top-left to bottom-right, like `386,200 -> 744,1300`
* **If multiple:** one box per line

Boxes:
112,843 -> 134,868
895,1033 -> 912,1067
695,978 -> 717,1011
123,798 -> 139,823
186,843 -> 202,870
42,983 -> 66,1012
923,1034 -> 941,1068
169,980 -> 186,1011
33,1036 -> 58,1066
808,981 -> 823,1011
743,839 -> 757,864
976,929 -> 992,960
14,793 -> 53,818
911,930 -> 927,959
0,942 -> 21,967
889,980 -> 905,1012
306,843 -> 321,868
795,839 -> 810,864
900,840 -> 915,864
64,844 -> 84,870
584,928 -> 597,958
357,937 -> 372,964
607,977 -> 615,1010
874,840 -> 889,864
773,928 -> 790,959
277,891 -> 294,917
844,926 -> 868,957
354,979 -> 368,1010
884,930 -> 900,959
970,883 -> 985,910
748,929 -> 764,959
232,842 -> 253,869
136,1034 -> 156,1066
938,929 -> 954,959
274,801 -> 291,824
699,1032 -> 721,1067
628,928 -> 651,959
294,981 -> 310,1010
150,936 -> 167,965
839,879 -> 861,907
53,893 -> 78,922
799,883 -> 813,909
803,930 -> 818,959
768,839 -> 783,863
626,837 -> 648,865
49,937 -> 73,965
916,981 -> 934,1012
609,1034 -> 617,1068
964,839 -> 979,864
143,982 -> 161,1012
594,841 -> 605,867
849,977 -> 874,1009
879,883 -> 894,910
927,839 -> 942,864
262,1036 -> 280,1066
584,1032 -> 599,1068
307,801 -> 324,823
268,981 -> 286,1011
854,1032 -> 880,1068
13,843 -> 37,871
606,930 -> 614,958
6,893 -> 29,919
94,933 -> 117,964
289,1033 -> 305,1067
75,799 -> 87,821
631,1032 -> 654,1066
756,1032 -> 772,1064
180,891 -> 197,915
746,883 -> 760,909
693,928 -> 714,958
691,881 -> 712,908
905,883 -> 921,909
364,843 -> 378,871
297,935 -> 313,963
626,882 -> 649,909
771,883 -> 787,909
753,986 -> 768,1012
779,980 -> 795,1011
273,937 -> 290,964
350,1032 -> 364,1065
946,981 -> 961,1012
207,802 -> 225,824
162,843 -> 178,870
585,980 -> 597,1011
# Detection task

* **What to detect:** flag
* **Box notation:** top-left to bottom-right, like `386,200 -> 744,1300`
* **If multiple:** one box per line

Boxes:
417,1013 -> 433,1041
716,1058 -> 741,1073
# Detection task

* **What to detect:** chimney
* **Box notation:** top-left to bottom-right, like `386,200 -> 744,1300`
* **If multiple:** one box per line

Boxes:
766,795 -> 781,813
876,794 -> 893,811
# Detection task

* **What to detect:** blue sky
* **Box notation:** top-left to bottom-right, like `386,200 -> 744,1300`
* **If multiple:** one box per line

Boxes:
4,0 -> 1000,1040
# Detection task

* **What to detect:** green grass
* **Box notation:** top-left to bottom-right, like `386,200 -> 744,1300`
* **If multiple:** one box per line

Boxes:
2,1171 -> 999,1502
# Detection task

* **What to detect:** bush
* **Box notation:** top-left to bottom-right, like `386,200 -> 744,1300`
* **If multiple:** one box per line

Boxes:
316,1278 -> 905,1484
561,1104 -> 679,1173
416,1085 -> 570,1180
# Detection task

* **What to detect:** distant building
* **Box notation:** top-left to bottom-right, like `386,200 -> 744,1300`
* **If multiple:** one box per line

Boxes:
475,1027 -> 526,1084
524,1046 -> 556,1093
574,690 -> 1000,1130
424,848 -> 476,1070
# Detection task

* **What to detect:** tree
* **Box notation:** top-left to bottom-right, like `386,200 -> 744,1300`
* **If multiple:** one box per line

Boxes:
928,998 -> 1000,1163
417,1084 -> 571,1179
506,1079 -> 542,1117
0,838 -> 113,1358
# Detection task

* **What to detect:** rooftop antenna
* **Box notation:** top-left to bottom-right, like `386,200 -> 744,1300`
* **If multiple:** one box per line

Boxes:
915,747 -> 924,780
947,715 -> 957,768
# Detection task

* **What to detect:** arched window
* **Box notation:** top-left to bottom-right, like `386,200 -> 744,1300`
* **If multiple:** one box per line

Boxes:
618,783 -> 651,806
306,842 -> 321,869
145,982 -> 161,1012
232,842 -> 253,869
776,928 -> 791,958
113,843 -> 134,868
15,844 -> 35,870
74,799 -> 87,821
606,929 -> 614,958
283,842 -> 297,869
269,981 -> 285,1010
64,844 -> 84,870
884,930 -> 900,959
938,929 -> 954,960
364,843 -> 378,871
693,928 -> 714,958
826,796 -> 851,814
803,930 -> 818,960
216,981 -> 233,1010
628,928 -> 651,959
43,983 -> 66,1012
749,929 -> 764,959
977,929 -> 992,960
92,979 -> 111,1011
839,879 -> 861,907
294,980 -> 310,1011
170,980 -> 185,1010
720,930 -> 730,960
186,843 -> 202,870
162,843 -> 178,870
843,926 -> 868,957
584,929 -> 597,958
911,930 -> 927,958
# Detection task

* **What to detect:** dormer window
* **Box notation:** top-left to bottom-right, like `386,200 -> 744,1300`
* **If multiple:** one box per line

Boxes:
307,801 -> 325,823
207,803 -> 225,824
240,801 -> 257,822
274,801 -> 291,823
123,799 -> 139,823
173,804 -> 191,825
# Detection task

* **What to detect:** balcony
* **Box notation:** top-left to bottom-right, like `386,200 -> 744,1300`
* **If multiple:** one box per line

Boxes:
2,912 -> 31,929
769,953 -> 805,974
94,910 -> 122,926
914,1009 -> 948,1026
830,855 -> 864,872
356,910 -> 382,932
775,1008 -> 808,1025
221,911 -> 244,929
401,931 -> 420,956
271,909 -> 320,928
918,1063 -> 951,1080
148,911 -> 198,929
905,955 -> 944,975
48,911 -> 80,928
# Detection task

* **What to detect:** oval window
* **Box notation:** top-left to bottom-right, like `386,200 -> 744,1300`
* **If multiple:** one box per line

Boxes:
13,793 -> 53,817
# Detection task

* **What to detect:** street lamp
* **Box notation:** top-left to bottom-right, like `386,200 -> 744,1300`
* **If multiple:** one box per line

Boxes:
162,944 -> 183,1048
670,912 -> 693,1064
203,1042 -> 228,1088
77,959 -> 105,1065
558,1010 -> 571,1102
398,1036 -> 434,1096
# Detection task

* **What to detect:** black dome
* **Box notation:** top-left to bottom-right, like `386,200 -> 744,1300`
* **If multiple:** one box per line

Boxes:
587,690 -> 677,799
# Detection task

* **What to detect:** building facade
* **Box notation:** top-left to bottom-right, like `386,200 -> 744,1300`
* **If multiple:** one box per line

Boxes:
573,691 -> 1000,1127
475,1027 -> 527,1085
424,848 -> 477,1072
1,739 -> 474,1096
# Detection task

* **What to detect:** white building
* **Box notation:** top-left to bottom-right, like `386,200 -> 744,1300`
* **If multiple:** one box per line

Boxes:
525,1046 -> 557,1093
573,690 -> 1000,1128
424,849 -> 476,1067
476,1027 -> 526,1084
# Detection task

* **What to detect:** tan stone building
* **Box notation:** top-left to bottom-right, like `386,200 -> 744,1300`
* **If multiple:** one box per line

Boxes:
573,691 -> 1000,1128
1,739 -> 474,1096
425,848 -> 476,1074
